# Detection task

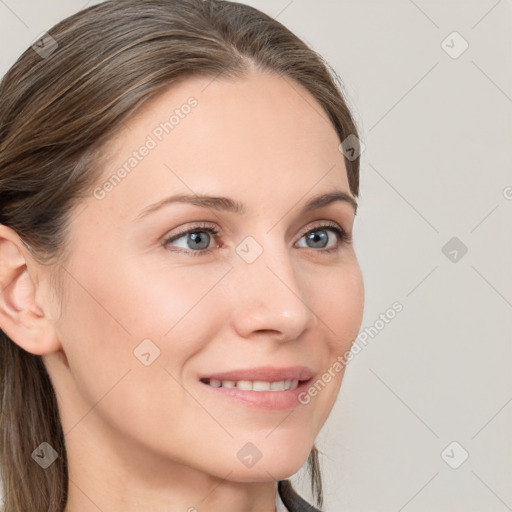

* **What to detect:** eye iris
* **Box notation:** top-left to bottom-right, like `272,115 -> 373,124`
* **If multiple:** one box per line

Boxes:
306,230 -> 328,248
188,231 -> 210,250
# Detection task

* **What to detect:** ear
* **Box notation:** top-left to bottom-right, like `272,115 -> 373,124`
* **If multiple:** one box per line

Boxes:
0,224 -> 62,356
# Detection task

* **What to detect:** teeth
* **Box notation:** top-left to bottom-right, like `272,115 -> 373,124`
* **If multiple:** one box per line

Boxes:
205,379 -> 299,391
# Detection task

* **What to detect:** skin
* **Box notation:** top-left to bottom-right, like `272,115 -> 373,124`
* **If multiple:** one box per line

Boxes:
0,68 -> 364,512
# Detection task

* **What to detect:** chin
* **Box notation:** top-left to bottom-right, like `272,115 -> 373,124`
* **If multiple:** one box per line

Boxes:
224,462 -> 306,483
221,440 -> 313,483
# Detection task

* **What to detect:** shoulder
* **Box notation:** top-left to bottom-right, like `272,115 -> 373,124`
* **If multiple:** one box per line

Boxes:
278,479 -> 322,512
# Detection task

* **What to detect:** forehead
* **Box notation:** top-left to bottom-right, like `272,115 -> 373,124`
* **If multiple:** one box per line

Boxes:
88,69 -> 349,220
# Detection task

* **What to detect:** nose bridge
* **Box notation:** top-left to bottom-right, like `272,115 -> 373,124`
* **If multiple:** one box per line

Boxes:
229,233 -> 316,338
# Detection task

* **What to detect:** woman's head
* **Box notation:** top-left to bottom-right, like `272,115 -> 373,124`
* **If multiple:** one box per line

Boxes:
0,1 -> 364,510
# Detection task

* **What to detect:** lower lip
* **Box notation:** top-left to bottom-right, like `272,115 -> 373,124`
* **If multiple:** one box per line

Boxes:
199,379 -> 313,410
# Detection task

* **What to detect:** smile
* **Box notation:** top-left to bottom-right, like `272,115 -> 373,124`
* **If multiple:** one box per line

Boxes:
200,378 -> 300,391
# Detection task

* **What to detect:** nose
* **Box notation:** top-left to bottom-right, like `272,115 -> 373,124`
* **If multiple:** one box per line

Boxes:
228,236 -> 318,342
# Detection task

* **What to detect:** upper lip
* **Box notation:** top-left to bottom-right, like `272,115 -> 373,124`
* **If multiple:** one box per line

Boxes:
199,365 -> 315,382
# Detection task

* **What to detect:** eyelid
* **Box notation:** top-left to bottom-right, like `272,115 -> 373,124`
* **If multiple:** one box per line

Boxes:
297,220 -> 343,238
297,220 -> 352,247
162,221 -> 217,240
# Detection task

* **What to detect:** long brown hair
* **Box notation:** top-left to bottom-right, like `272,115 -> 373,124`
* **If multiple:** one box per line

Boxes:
0,1 -> 361,510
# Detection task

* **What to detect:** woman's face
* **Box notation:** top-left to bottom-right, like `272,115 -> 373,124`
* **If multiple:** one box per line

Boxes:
46,68 -> 364,483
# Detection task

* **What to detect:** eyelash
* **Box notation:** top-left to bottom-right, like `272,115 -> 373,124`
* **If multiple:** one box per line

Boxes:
162,221 -> 352,256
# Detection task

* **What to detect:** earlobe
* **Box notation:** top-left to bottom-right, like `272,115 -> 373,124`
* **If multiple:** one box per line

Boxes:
0,226 -> 61,356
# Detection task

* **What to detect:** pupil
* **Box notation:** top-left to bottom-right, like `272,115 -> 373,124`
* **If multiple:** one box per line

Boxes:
307,230 -> 327,248
189,232 -> 209,250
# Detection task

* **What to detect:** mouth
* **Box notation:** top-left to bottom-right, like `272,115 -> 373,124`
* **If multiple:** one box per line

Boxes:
197,365 -> 315,410
199,377 -> 308,391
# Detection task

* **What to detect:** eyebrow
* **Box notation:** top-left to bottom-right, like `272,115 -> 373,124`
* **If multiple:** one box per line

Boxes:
134,189 -> 357,222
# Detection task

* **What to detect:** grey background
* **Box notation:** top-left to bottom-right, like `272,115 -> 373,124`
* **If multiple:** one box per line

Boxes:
1,1 -> 511,511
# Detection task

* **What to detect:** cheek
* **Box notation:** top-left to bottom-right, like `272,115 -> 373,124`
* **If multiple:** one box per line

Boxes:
283,260 -> 364,423
311,260 -> 364,353
120,263 -> 233,356
54,259 -> 224,452
337,264 -> 364,342
57,257 -> 236,421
